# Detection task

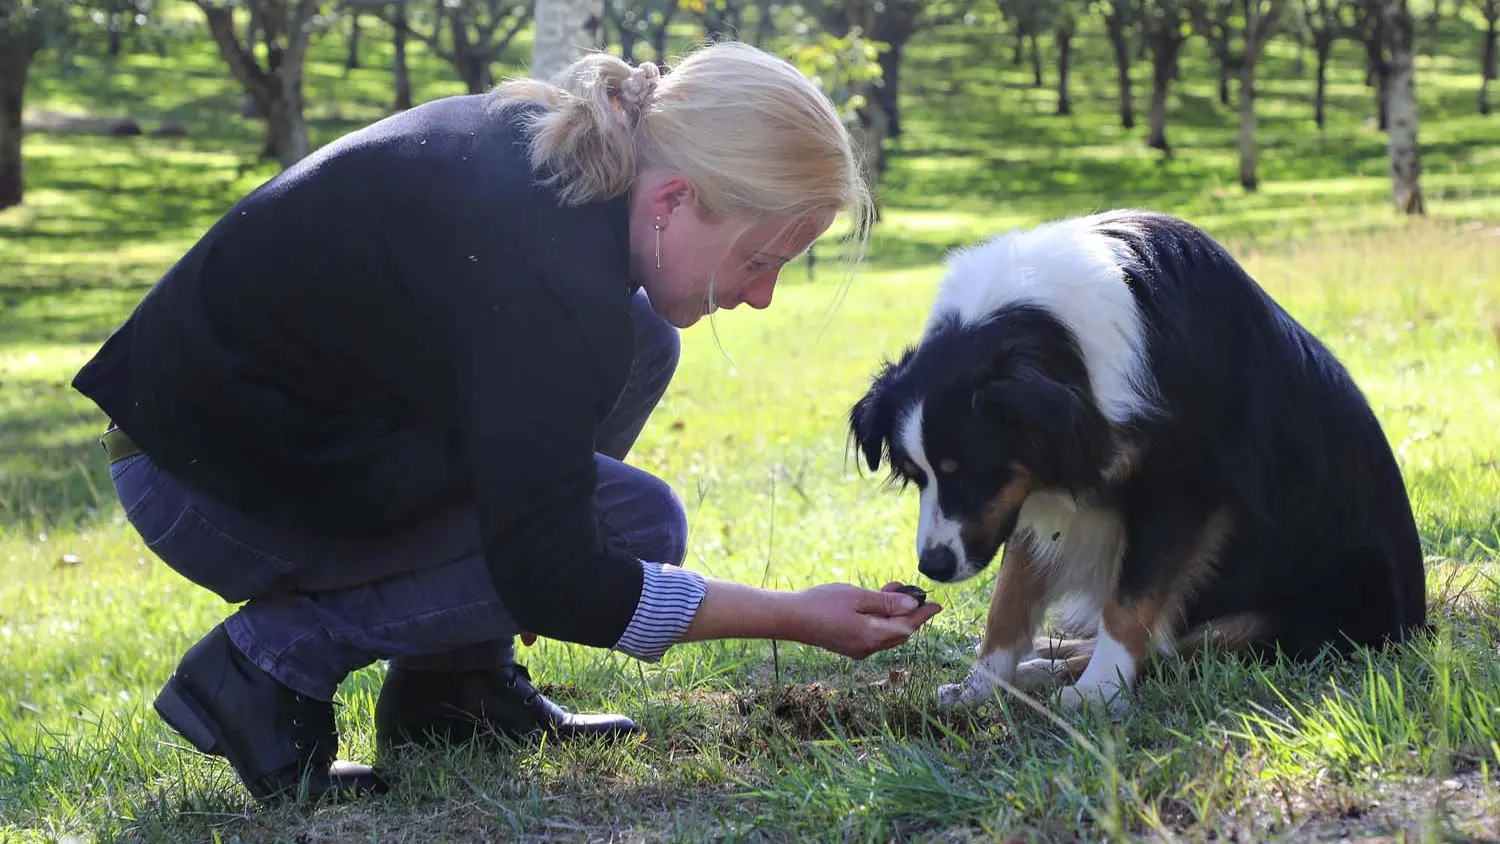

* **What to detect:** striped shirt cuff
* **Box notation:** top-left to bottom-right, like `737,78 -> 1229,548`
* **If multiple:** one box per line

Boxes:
613,562 -> 708,663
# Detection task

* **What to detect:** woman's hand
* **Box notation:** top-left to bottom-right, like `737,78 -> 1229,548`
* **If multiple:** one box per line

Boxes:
785,582 -> 943,659
679,577 -> 942,659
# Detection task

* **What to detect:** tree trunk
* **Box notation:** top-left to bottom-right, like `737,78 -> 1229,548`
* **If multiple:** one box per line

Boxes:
532,0 -> 604,80
0,48 -> 34,211
1361,22 -> 1390,129
1315,36 -> 1332,127
1056,23 -> 1072,115
1030,32 -> 1043,86
267,85 -> 309,168
1014,28 -> 1025,65
1426,0 -> 1441,56
649,0 -> 678,62
346,10 -> 362,70
1107,10 -> 1135,129
392,1 -> 412,111
1238,63 -> 1258,190
1218,57 -> 1232,105
755,0 -> 776,44
1481,8 -> 1497,115
617,17 -> 639,62
1148,43 -> 1175,152
460,53 -> 493,94
1383,0 -> 1424,213
198,0 -> 318,169
852,91 -> 889,218
877,38 -> 903,137
240,2 -> 263,118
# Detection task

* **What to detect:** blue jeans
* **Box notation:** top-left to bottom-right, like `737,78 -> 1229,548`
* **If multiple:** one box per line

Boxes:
111,290 -> 688,701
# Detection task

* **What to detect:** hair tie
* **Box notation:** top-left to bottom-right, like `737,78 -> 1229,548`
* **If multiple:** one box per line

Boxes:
616,61 -> 660,117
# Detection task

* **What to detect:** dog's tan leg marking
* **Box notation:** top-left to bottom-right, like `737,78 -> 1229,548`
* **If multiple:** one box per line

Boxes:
937,537 -> 1049,709
1031,635 -> 1094,661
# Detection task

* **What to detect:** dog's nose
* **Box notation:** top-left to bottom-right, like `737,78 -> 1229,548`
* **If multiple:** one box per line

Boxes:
918,545 -> 958,582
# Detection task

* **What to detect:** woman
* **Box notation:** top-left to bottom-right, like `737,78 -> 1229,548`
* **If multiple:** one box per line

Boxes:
71,41 -> 942,805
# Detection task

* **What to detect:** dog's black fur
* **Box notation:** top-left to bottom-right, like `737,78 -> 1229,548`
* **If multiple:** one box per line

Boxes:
850,210 -> 1429,663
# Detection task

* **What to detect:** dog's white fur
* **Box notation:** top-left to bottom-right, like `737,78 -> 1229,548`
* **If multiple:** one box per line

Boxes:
925,213 -> 1160,425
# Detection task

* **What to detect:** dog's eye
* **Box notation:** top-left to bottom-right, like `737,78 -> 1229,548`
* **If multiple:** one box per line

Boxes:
938,459 -> 959,474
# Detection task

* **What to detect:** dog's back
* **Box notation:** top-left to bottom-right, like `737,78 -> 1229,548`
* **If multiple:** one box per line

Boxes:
1089,210 -> 1428,656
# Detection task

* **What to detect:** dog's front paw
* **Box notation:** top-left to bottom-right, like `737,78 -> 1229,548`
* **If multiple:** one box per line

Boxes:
1056,681 -> 1128,717
936,682 -> 969,709
935,673 -> 1001,709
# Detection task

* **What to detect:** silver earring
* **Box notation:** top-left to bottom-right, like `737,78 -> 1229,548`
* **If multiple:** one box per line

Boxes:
654,218 -> 662,269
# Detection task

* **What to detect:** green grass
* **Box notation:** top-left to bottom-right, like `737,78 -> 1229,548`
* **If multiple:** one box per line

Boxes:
3,5 -> 1500,842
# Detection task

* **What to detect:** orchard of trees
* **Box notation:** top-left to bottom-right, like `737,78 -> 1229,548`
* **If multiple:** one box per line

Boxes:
1,0 -> 1496,216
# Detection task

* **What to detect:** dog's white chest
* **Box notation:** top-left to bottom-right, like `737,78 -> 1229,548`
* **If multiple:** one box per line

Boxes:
1015,492 -> 1123,596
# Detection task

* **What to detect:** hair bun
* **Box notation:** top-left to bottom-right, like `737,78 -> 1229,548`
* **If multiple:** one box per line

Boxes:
616,61 -> 660,118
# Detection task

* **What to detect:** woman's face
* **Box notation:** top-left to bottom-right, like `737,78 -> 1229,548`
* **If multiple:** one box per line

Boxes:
630,170 -> 836,329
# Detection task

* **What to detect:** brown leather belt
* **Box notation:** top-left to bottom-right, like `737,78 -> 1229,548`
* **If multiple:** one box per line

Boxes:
101,426 -> 144,464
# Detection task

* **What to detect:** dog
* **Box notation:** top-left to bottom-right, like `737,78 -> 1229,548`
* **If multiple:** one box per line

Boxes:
848,209 -> 1429,713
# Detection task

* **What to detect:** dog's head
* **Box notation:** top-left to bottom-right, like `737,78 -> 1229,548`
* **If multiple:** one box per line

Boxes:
849,310 -> 1111,583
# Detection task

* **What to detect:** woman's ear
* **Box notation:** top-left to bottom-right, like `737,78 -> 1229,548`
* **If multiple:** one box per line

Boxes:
649,173 -> 695,226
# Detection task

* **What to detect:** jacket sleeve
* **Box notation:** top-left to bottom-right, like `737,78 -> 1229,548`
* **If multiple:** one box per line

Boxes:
445,271 -> 705,660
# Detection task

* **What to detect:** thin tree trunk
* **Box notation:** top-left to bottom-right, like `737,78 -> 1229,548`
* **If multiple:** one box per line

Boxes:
1056,23 -> 1073,115
1383,0 -> 1424,213
0,48 -> 35,210
649,0 -> 678,61
755,0 -> 775,44
1238,64 -> 1259,190
1218,57 -> 1232,105
1481,6 -> 1497,115
1361,16 -> 1390,129
240,3 -> 263,118
1148,44 -> 1176,152
267,86 -> 309,167
1030,32 -> 1043,86
1107,9 -> 1135,128
877,39 -> 904,137
1315,37 -> 1332,127
392,0 -> 412,111
346,10 -> 362,69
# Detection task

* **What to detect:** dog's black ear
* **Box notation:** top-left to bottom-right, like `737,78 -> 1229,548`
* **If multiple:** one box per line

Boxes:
973,368 -> 1109,490
849,360 -> 902,472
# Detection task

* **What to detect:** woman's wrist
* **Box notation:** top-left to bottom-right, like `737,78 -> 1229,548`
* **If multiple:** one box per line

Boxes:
677,578 -> 808,645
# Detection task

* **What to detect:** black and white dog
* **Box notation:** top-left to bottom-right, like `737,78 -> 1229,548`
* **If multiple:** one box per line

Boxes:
849,210 -> 1429,712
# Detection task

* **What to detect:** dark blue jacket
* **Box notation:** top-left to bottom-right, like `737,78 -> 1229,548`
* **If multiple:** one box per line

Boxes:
72,95 -> 650,648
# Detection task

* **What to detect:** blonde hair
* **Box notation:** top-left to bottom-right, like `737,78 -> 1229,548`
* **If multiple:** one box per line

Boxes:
490,40 -> 874,260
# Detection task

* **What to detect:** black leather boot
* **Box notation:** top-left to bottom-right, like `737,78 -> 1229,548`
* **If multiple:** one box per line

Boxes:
153,624 -> 389,804
374,642 -> 641,751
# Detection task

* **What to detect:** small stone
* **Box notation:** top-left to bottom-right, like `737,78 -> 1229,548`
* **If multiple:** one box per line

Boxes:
57,554 -> 82,567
